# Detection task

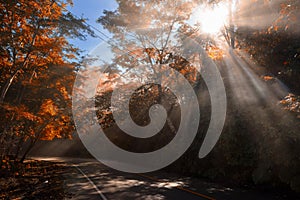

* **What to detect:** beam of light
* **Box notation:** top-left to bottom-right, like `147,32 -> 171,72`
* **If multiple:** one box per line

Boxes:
233,0 -> 283,30
223,47 -> 286,106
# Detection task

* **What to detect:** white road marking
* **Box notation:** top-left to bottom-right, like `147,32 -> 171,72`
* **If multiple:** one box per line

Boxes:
73,165 -> 108,200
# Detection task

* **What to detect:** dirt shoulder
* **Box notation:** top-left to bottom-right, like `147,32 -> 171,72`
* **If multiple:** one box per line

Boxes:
0,159 -> 71,199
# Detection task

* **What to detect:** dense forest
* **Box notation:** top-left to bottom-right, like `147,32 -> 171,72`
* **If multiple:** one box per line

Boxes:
1,0 -> 300,197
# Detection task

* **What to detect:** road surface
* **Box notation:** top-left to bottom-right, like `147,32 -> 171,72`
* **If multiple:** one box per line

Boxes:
32,157 -> 297,200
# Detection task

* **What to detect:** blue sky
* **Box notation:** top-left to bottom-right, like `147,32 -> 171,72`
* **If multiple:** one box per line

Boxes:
68,0 -> 118,54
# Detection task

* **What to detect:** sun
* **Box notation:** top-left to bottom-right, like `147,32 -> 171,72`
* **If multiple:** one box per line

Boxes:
193,4 -> 229,34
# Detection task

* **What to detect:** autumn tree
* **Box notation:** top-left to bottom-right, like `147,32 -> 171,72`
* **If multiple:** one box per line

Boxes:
0,0 -> 95,160
99,1 -> 202,90
94,0 -> 204,136
99,0 -> 199,72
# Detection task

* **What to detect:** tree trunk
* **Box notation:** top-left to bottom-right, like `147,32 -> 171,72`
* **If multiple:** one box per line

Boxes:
20,116 -> 58,163
20,139 -> 35,163
229,0 -> 235,49
0,73 -> 17,102
14,136 -> 25,160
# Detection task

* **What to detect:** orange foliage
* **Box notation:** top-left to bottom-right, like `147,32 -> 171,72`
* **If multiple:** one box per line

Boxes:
207,46 -> 225,60
262,76 -> 275,81
280,94 -> 300,114
2,104 -> 40,122
0,0 -> 76,88
268,0 -> 299,33
0,0 -> 77,152
39,99 -> 58,117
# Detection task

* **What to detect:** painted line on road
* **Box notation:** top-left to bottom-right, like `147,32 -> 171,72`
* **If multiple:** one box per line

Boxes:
176,186 -> 216,200
73,165 -> 108,200
138,173 -> 216,200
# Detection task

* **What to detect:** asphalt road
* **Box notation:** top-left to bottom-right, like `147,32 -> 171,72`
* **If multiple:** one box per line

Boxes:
32,157 -> 298,200
35,157 -> 214,200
